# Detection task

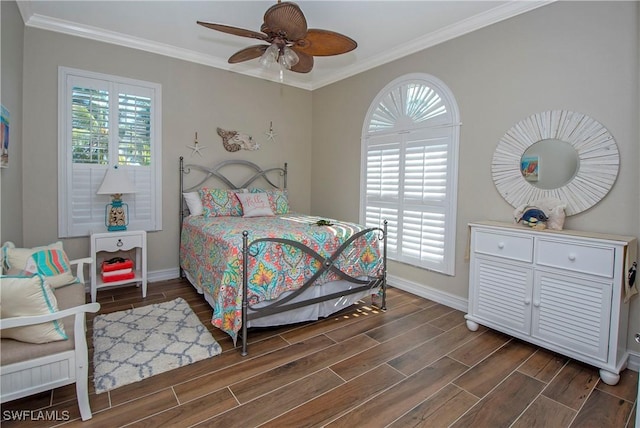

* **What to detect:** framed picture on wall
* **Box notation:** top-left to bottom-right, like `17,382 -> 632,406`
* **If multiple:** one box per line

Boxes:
1,105 -> 9,168
521,155 -> 539,182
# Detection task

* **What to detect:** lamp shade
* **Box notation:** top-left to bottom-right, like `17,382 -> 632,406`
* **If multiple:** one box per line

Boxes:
97,165 -> 136,195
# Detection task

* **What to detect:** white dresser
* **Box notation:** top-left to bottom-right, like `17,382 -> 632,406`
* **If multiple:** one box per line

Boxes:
466,221 -> 635,385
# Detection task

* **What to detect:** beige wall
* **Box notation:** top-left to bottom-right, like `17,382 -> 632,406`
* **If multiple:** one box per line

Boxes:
311,2 -> 640,352
3,1 -> 639,353
20,28 -> 312,272
1,0 -> 25,245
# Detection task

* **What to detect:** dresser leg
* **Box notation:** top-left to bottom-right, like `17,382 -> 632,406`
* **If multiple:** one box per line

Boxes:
465,317 -> 479,332
599,369 -> 620,386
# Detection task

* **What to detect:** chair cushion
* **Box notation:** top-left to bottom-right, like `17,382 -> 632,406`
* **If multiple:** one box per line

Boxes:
0,283 -> 84,365
0,274 -> 68,344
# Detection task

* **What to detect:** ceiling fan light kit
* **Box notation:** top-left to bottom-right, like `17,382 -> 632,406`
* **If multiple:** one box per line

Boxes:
259,43 -> 279,67
279,47 -> 299,69
197,1 -> 356,78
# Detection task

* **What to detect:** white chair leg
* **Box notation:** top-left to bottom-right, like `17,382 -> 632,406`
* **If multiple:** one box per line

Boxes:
76,363 -> 92,420
74,311 -> 94,421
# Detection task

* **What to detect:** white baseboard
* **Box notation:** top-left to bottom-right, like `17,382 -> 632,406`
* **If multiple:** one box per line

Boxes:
83,267 -> 180,294
387,274 -> 468,312
148,267 -> 180,283
627,351 -> 640,372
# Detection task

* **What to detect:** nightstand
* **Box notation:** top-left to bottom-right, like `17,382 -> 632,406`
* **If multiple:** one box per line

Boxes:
90,230 -> 147,303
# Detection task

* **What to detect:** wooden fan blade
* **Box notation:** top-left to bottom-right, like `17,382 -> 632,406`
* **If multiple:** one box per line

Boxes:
228,45 -> 269,63
295,29 -> 357,56
263,2 -> 307,41
290,49 -> 314,73
197,21 -> 268,41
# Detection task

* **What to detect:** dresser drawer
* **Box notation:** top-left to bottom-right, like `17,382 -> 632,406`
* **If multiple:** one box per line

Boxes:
94,234 -> 143,252
474,230 -> 533,263
535,238 -> 614,278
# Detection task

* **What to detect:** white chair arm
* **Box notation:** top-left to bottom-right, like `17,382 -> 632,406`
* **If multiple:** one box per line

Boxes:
69,257 -> 93,285
0,303 -> 100,330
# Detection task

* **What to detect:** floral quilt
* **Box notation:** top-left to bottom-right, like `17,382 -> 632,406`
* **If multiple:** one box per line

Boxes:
180,214 -> 383,341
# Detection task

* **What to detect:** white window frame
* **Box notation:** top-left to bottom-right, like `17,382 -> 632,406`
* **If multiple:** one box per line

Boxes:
58,67 -> 162,238
360,73 -> 460,275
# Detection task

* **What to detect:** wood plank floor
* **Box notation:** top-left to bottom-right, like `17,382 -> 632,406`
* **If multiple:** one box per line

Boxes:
2,278 -> 638,427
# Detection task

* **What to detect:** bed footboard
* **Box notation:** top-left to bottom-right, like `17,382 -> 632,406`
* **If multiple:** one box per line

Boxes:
240,221 -> 387,356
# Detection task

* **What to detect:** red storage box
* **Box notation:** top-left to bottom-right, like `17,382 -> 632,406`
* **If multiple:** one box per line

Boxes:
101,258 -> 133,272
101,271 -> 135,283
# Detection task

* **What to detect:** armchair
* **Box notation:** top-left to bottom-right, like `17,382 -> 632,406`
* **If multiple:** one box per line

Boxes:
1,257 -> 100,421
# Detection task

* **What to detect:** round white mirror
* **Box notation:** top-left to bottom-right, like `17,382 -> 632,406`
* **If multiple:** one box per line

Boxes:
492,110 -> 619,216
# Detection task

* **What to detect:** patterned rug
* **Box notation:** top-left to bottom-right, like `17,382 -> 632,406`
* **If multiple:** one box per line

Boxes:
92,297 -> 221,394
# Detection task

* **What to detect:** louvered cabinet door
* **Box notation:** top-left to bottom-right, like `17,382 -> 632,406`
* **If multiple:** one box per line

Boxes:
531,270 -> 612,362
470,257 -> 533,336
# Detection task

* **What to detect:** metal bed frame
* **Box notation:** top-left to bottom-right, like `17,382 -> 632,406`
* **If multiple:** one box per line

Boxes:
179,156 -> 387,355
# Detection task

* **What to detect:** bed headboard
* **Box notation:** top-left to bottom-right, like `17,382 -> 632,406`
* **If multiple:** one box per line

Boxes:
180,157 -> 287,193
179,156 -> 288,219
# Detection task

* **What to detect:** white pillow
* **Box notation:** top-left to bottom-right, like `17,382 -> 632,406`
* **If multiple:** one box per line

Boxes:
235,192 -> 275,218
183,192 -> 204,216
0,274 -> 68,343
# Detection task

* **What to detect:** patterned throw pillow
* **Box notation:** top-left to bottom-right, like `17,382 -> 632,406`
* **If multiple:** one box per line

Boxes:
2,241 -> 61,271
3,242 -> 78,289
249,188 -> 289,214
199,188 -> 243,217
24,249 -> 78,288
0,274 -> 68,343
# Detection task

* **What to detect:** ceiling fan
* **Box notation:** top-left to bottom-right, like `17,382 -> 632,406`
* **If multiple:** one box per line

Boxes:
197,1 -> 357,74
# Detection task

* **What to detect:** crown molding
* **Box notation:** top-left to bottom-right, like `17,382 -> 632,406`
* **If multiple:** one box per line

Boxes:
19,1 -> 553,92
20,12 -> 315,90
310,1 -> 554,90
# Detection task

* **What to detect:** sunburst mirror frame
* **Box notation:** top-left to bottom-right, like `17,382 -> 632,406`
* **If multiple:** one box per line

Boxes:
492,110 -> 619,216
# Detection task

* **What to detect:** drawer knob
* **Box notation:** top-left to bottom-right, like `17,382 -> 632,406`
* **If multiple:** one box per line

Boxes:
497,242 -> 505,249
117,239 -> 123,248
568,253 -> 576,261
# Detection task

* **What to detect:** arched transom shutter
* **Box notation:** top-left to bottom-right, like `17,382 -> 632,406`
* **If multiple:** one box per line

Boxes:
361,75 -> 460,275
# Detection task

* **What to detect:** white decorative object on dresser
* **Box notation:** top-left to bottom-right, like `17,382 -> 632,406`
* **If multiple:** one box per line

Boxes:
466,221 -> 636,386
90,230 -> 147,303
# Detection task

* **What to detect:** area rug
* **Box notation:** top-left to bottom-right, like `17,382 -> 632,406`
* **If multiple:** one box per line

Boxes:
92,297 -> 221,394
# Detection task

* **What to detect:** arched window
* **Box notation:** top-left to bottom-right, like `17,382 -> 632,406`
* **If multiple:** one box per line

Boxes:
360,73 -> 460,275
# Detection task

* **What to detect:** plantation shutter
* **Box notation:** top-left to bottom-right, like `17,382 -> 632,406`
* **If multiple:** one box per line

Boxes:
365,134 -> 400,255
401,128 -> 450,267
361,75 -> 459,275
59,68 -> 162,237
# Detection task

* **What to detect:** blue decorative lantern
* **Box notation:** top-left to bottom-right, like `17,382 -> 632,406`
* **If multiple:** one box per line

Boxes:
97,165 -> 136,232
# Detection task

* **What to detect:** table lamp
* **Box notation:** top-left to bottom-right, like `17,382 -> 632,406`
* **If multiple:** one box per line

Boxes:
97,165 -> 136,231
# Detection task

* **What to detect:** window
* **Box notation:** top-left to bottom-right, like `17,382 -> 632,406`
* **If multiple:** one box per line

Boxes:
360,73 -> 460,275
58,67 -> 162,237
